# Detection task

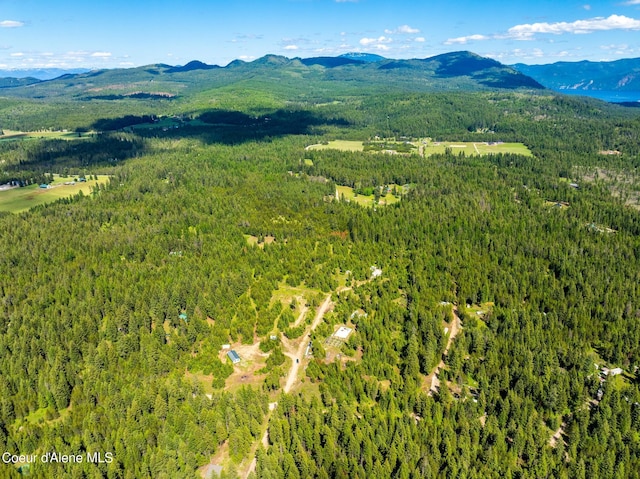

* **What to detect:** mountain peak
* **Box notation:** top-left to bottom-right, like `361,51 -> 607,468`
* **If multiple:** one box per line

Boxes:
166,60 -> 219,73
339,52 -> 387,63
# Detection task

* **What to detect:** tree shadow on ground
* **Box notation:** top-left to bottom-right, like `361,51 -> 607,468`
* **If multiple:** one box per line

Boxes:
5,133 -> 145,174
131,108 -> 352,145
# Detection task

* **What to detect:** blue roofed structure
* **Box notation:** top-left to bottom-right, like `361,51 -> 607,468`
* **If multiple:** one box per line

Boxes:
227,350 -> 241,364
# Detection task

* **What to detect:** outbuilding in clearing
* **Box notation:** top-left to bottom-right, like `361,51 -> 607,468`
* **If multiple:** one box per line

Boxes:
227,350 -> 241,364
334,326 -> 353,340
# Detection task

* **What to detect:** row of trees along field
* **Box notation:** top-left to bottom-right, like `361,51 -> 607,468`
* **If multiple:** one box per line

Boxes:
0,91 -> 639,477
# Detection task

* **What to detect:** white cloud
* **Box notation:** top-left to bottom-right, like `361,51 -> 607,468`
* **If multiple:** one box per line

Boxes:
415,37 -> 426,42
507,14 -> 640,39
10,52 -> 24,57
385,25 -> 420,34
583,4 -> 591,10
90,52 -> 112,58
621,0 -> 640,4
284,45 -> 299,50
600,43 -> 636,55
444,34 -> 489,45
444,14 -> 640,47
359,36 -> 392,46
0,20 -> 24,28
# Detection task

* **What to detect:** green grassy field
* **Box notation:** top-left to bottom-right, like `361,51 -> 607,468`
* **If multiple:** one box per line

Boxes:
307,140 -> 364,152
307,139 -> 532,157
0,174 -> 110,213
423,141 -> 532,157
336,184 -> 401,207
0,129 -> 94,142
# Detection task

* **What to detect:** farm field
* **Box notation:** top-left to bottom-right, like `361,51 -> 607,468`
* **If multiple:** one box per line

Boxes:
422,141 -> 532,156
0,174 -> 109,213
306,140 -> 364,151
0,129 -> 94,142
307,139 -> 532,157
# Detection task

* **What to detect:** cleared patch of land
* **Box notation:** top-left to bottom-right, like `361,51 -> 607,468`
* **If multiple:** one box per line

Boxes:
0,174 -> 109,213
306,140 -> 364,151
579,166 -> 640,210
221,342 -> 269,392
427,305 -> 462,395
424,141 -> 532,157
0,129 -> 94,142
244,234 -> 277,248
336,184 -> 402,207
306,139 -> 531,157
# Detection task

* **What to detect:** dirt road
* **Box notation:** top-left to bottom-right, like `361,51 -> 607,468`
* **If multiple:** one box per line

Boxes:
283,294 -> 332,394
243,295 -> 332,479
429,306 -> 461,395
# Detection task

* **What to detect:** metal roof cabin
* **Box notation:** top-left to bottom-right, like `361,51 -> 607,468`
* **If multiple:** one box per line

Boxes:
227,350 -> 241,364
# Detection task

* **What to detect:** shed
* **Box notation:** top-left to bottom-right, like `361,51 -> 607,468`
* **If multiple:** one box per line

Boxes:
334,326 -> 353,340
227,350 -> 241,364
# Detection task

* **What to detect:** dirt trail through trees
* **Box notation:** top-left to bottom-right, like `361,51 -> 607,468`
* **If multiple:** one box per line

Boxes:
429,306 -> 461,395
243,294 -> 332,479
283,294 -> 332,394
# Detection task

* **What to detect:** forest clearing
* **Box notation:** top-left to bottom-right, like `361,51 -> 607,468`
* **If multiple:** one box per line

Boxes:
306,138 -> 532,157
0,129 -> 94,142
0,174 -> 109,213
335,184 -> 401,207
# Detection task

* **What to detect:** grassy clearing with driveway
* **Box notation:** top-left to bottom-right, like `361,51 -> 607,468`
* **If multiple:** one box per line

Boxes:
0,174 -> 109,213
0,129 -> 94,142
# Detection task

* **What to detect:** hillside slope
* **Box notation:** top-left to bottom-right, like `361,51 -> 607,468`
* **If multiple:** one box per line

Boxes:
513,57 -> 640,91
0,51 -> 544,101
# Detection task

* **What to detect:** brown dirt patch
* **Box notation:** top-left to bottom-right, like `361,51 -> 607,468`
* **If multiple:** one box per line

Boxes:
222,342 -> 269,391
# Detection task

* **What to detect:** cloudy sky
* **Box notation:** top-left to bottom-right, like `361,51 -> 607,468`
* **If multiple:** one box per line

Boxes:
1,0 -> 639,70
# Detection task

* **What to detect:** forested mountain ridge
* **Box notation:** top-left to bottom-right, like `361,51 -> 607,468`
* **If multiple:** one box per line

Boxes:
513,57 -> 640,91
0,51 -> 542,101
1,52 -> 640,478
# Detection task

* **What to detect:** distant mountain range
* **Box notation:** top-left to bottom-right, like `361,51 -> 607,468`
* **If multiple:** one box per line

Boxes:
512,57 -> 640,92
1,55 -> 639,100
0,67 -> 90,81
0,51 -> 544,101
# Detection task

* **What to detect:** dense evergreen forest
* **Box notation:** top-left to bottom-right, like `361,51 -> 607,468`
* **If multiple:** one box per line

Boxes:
0,81 -> 640,479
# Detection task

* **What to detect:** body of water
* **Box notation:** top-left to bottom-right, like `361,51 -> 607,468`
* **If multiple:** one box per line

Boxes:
556,89 -> 640,104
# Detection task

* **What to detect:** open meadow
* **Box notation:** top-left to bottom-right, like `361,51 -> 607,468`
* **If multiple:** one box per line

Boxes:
424,141 -> 533,156
336,184 -> 402,207
0,129 -> 94,142
307,139 -> 532,157
0,174 -> 109,213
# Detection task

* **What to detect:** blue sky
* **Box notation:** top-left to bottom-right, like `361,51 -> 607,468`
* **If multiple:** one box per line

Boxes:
1,0 -> 640,70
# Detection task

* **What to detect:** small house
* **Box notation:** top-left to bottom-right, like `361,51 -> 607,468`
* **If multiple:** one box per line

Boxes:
227,350 -> 241,364
334,326 -> 353,340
